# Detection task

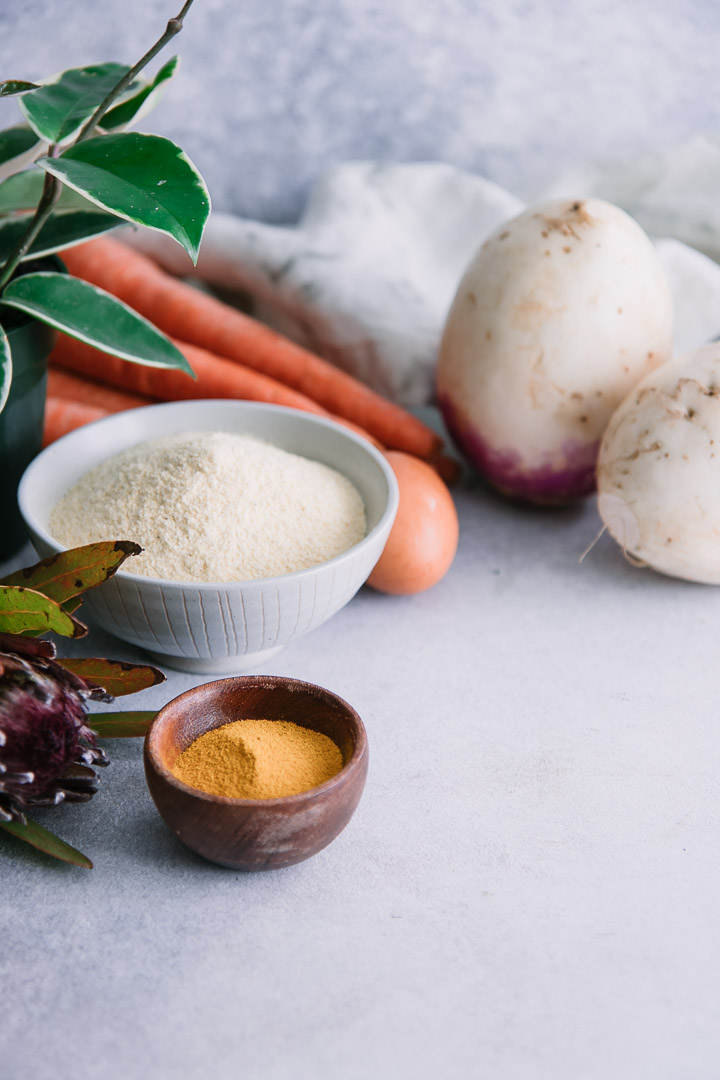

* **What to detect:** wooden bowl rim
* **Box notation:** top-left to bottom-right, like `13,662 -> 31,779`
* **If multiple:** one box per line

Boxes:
145,675 -> 368,807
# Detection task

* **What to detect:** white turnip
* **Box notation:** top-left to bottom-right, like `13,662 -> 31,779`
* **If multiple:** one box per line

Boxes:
597,343 -> 720,583
436,198 -> 674,503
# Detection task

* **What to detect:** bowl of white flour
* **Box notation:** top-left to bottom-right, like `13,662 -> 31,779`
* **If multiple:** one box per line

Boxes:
19,400 -> 399,673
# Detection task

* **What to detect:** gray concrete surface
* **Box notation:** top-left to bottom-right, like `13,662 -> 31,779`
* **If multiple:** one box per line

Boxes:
3,472 -> 720,1079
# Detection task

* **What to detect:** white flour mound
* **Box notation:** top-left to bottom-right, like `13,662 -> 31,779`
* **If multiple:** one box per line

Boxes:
49,431 -> 367,583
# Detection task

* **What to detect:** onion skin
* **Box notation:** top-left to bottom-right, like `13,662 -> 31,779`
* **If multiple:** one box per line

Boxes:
597,343 -> 720,584
367,452 -> 458,595
437,198 -> 674,504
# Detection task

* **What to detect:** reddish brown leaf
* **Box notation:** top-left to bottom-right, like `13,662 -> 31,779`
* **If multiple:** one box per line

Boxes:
0,631 -> 56,658
0,540 -> 142,605
55,657 -> 165,696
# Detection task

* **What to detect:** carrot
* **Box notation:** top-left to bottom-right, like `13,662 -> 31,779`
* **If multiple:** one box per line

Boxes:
47,368 -> 153,412
50,332 -> 333,416
43,396 -> 109,447
52,332 -> 394,451
61,237 -> 444,460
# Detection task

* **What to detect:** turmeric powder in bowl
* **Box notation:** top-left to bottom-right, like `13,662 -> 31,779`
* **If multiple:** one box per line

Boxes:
145,675 -> 368,870
171,718 -> 344,799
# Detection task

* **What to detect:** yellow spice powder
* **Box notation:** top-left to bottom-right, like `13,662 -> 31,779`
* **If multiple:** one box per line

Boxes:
171,718 -> 344,799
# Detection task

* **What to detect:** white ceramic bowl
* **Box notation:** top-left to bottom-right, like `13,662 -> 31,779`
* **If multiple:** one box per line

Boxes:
19,400 -> 399,674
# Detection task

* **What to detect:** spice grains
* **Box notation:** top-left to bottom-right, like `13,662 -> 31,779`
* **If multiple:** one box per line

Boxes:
172,718 -> 343,799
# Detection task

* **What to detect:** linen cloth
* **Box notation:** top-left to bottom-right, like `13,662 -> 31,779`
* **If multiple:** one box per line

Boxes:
123,138 -> 720,406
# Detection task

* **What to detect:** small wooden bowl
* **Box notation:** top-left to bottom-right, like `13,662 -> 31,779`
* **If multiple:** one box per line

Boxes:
143,675 -> 368,871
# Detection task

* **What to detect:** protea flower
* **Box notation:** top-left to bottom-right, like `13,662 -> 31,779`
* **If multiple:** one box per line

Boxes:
0,633 -> 109,825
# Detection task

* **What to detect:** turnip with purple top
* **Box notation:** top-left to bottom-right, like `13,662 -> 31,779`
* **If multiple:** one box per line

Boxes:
436,198 -> 674,504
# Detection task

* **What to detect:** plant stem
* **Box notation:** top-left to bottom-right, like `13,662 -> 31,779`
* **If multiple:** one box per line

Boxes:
0,0 -> 195,291
76,0 -> 195,143
0,160 -> 61,291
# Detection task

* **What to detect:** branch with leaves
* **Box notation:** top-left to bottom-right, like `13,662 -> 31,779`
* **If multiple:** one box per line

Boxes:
0,542 -> 164,868
0,0 -> 208,413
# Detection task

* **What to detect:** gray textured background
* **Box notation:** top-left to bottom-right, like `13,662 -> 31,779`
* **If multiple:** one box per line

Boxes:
1,0 -> 719,221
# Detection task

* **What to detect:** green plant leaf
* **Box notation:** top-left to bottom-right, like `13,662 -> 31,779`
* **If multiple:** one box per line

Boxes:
0,170 -> 91,214
0,81 -> 41,98
0,272 -> 195,375
101,57 -> 179,132
0,585 -> 86,637
38,132 -> 210,263
56,658 -> 165,697
19,63 -> 130,144
0,126 -> 40,169
0,208 -> 121,263
1,540 -> 142,603
88,710 -> 157,737
0,816 -> 92,867
0,326 -> 10,415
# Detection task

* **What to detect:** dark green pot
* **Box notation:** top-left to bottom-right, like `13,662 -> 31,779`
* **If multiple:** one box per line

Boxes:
0,254 -> 66,560
0,319 -> 55,561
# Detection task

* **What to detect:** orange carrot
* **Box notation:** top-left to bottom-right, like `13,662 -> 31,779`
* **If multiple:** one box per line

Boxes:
50,332 -> 332,416
47,368 -> 153,412
43,396 -> 109,447
51,333 -> 399,451
61,237 -> 444,459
